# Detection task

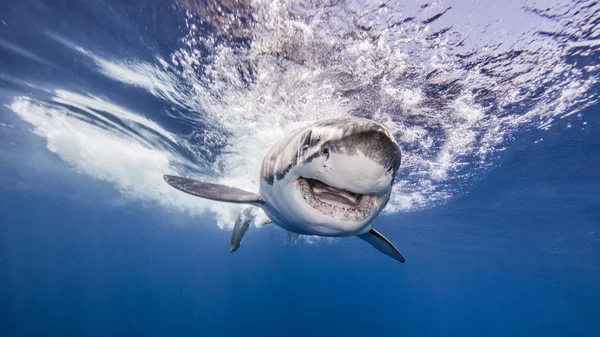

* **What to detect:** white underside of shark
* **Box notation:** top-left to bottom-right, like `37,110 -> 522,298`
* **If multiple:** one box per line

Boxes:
164,117 -> 406,264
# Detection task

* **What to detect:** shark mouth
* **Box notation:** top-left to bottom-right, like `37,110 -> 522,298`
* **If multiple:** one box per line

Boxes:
297,178 -> 377,221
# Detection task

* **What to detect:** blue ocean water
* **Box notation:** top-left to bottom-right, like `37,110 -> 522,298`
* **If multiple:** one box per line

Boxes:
1,1 -> 599,336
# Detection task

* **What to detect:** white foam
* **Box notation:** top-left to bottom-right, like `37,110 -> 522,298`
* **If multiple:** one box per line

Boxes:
9,0 -> 599,228
9,95 -> 250,229
52,89 -> 176,143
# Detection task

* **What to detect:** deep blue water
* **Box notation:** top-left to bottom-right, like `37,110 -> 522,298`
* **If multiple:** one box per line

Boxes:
1,1 -> 599,337
2,108 -> 599,336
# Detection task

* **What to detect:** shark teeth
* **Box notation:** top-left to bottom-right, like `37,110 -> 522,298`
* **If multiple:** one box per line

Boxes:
297,178 -> 376,221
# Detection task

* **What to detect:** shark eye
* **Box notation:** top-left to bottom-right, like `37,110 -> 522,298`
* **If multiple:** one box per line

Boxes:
321,146 -> 329,159
388,167 -> 394,174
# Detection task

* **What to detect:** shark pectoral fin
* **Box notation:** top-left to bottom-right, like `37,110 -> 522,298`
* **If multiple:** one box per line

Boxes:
163,175 -> 263,206
230,210 -> 253,253
288,232 -> 299,243
357,228 -> 405,263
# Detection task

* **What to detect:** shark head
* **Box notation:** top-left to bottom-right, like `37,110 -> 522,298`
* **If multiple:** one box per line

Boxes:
260,118 -> 401,236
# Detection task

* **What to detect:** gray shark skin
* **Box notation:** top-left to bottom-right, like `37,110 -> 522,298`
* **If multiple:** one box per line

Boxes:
164,117 -> 405,264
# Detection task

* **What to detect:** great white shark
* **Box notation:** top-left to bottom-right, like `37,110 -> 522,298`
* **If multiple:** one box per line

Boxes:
164,117 -> 406,263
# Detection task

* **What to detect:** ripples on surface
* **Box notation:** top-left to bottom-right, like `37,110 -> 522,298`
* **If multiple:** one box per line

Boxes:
1,0 -> 598,228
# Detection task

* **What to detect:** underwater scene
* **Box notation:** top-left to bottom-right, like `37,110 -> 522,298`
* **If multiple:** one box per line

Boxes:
1,0 -> 599,336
